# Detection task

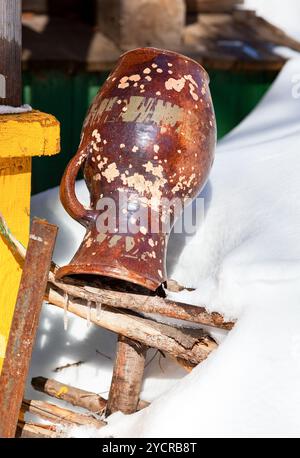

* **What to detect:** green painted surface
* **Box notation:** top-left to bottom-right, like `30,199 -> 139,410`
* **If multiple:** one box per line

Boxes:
209,69 -> 277,139
23,69 -> 277,195
23,71 -> 109,195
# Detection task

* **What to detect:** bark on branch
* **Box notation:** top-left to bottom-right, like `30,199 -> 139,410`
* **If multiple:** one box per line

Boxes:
31,376 -> 150,413
53,279 -> 234,331
47,286 -> 218,366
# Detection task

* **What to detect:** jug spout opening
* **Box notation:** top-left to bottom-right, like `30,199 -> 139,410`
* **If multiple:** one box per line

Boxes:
56,264 -> 163,294
55,263 -> 164,294
55,226 -> 168,294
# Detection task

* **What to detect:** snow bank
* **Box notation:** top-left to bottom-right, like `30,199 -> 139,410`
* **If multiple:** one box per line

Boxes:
95,58 -> 300,438
166,58 -> 300,320
30,58 -> 300,437
96,299 -> 300,438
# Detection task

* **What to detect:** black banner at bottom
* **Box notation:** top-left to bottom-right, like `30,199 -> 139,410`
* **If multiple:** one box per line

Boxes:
0,438 -> 204,454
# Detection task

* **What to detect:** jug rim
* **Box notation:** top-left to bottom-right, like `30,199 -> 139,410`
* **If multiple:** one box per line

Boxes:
119,47 -> 210,83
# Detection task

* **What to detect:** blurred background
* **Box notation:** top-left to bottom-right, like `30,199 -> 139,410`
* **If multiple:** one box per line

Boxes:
21,0 -> 300,194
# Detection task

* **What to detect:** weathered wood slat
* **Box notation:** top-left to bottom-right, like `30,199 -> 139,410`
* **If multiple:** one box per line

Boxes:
0,219 -> 57,438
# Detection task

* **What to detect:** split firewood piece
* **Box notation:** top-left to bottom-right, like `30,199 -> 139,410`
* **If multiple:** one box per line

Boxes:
21,399 -> 106,429
51,280 -> 234,330
31,376 -> 149,414
0,219 -> 58,438
16,421 -> 61,439
47,289 -> 218,366
106,337 -> 147,416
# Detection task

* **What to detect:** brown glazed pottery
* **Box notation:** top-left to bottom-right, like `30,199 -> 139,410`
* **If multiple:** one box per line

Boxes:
56,47 -> 216,292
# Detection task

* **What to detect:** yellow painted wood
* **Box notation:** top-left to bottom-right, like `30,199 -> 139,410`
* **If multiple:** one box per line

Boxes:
0,110 -> 60,371
0,157 -> 31,369
0,110 -> 60,158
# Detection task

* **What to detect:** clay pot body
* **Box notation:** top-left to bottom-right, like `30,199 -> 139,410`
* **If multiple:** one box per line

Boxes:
56,47 -> 216,291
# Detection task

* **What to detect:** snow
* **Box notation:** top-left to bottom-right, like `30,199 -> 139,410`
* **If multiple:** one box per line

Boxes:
96,300 -> 300,438
29,56 -> 300,437
0,104 -> 32,115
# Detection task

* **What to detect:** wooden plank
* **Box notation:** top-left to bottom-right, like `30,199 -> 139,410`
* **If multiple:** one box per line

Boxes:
0,219 -> 57,438
106,336 -> 147,416
0,0 -> 22,106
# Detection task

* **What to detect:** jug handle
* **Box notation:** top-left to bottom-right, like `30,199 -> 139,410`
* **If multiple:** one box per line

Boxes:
60,148 -> 97,227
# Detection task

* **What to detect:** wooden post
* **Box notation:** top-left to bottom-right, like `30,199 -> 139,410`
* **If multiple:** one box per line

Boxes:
0,0 -> 22,106
106,336 -> 147,416
0,219 -> 58,438
0,112 -> 60,372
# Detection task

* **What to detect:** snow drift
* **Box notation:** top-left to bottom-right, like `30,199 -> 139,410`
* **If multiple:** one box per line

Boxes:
29,57 -> 300,437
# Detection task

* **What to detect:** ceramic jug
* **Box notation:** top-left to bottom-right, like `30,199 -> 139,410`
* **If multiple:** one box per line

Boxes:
56,47 -> 216,292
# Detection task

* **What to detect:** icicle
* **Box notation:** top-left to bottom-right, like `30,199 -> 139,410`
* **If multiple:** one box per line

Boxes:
96,302 -> 102,320
87,301 -> 92,328
63,292 -> 69,331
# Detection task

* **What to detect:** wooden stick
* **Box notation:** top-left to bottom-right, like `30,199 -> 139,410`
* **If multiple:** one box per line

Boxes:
53,280 -> 234,330
32,376 -> 107,414
0,219 -> 58,438
31,376 -> 149,413
0,0 -> 22,106
47,287 -> 218,365
21,399 -> 105,429
16,421 -> 61,439
106,336 -> 147,416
